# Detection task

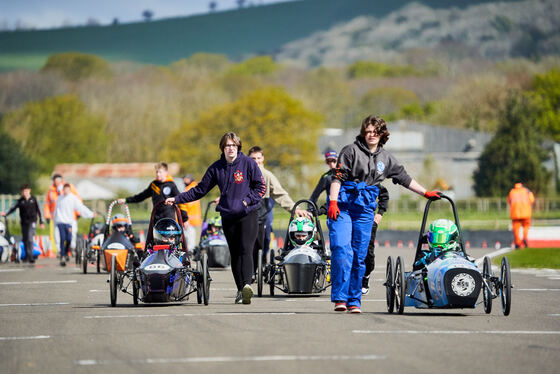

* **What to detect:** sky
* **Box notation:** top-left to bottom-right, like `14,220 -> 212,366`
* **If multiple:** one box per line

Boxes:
0,0 -> 293,30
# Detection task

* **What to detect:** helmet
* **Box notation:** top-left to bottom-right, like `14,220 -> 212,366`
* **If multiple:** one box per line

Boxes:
208,216 -> 222,228
153,218 -> 182,246
427,219 -> 458,251
288,217 -> 315,247
111,214 -> 128,230
0,221 -> 5,235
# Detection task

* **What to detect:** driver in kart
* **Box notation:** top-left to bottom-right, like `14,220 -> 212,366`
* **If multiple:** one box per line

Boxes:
414,219 -> 458,269
111,214 -> 139,245
282,217 -> 318,256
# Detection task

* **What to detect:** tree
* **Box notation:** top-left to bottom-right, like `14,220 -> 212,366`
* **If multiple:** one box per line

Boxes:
209,2 -> 217,12
0,130 -> 36,193
530,69 -> 560,142
142,10 -> 154,22
1,94 -> 108,174
473,92 -> 551,197
161,87 -> 322,193
41,52 -> 112,81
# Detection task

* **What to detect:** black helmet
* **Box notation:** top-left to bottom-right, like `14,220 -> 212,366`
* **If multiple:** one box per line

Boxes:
153,218 -> 182,246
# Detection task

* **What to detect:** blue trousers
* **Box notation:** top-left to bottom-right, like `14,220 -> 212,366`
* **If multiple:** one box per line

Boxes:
328,202 -> 375,307
57,223 -> 72,259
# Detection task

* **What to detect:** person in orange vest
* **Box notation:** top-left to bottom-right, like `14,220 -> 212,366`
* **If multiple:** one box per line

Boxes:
182,173 -> 202,253
508,182 -> 535,249
43,174 -> 81,254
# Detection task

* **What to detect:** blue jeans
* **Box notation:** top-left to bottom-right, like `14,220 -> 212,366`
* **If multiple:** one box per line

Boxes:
57,223 -> 72,259
328,202 -> 375,308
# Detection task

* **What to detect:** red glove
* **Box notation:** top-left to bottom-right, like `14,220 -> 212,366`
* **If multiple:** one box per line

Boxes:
424,190 -> 441,200
328,200 -> 340,220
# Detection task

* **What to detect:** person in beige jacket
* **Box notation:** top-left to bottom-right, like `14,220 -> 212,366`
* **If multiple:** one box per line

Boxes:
248,146 -> 311,270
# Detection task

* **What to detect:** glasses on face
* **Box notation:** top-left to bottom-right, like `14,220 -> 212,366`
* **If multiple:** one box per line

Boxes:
364,130 -> 381,137
224,144 -> 238,148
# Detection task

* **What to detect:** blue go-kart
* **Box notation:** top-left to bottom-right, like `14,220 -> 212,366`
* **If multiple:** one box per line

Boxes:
385,194 -> 512,316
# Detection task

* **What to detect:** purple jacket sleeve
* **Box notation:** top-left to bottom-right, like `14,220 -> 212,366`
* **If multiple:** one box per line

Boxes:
175,166 -> 217,204
244,159 -> 266,207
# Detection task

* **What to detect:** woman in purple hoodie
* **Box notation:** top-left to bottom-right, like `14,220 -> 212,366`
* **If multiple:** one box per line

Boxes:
166,132 -> 266,305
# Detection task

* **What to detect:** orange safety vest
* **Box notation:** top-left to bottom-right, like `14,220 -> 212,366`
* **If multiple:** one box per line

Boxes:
43,182 -> 81,220
181,181 -> 202,226
508,183 -> 534,220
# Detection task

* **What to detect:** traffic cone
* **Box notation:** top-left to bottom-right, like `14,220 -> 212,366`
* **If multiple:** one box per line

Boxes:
384,240 -> 390,248
397,240 -> 403,248
482,240 -> 487,249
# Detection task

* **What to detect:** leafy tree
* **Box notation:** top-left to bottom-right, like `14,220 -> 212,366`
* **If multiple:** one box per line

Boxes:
162,87 -> 322,192
358,87 -> 420,118
529,69 -> 560,142
41,52 -> 113,81
142,10 -> 154,22
226,56 -> 279,77
0,129 -> 36,193
473,92 -> 551,197
2,94 -> 108,174
347,61 -> 419,79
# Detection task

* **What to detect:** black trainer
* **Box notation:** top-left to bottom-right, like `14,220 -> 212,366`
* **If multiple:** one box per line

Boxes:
361,275 -> 370,295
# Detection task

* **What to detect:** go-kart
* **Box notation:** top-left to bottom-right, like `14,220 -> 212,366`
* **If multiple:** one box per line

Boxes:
108,201 -> 211,307
257,200 -> 330,297
78,213 -> 106,272
195,201 -> 230,268
385,194 -> 512,316
0,217 -> 20,263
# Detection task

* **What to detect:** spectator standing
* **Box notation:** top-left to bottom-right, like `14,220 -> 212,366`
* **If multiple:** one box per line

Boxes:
166,133 -> 266,305
1,184 -> 44,263
182,173 -> 202,253
54,184 -> 95,266
508,182 -> 535,249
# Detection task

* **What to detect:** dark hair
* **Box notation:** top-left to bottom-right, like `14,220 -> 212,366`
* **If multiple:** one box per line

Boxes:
52,174 -> 62,180
360,115 -> 390,146
20,183 -> 30,191
247,146 -> 263,156
155,162 -> 168,171
63,183 -> 71,189
219,132 -> 242,152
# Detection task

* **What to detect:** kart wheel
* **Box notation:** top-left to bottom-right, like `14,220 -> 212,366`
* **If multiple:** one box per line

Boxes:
269,249 -> 275,296
75,238 -> 83,265
96,250 -> 101,273
201,252 -> 210,305
395,256 -> 405,314
132,279 -> 139,306
500,257 -> 511,316
257,249 -> 263,297
110,255 -> 117,307
82,247 -> 88,274
482,256 -> 492,314
385,256 -> 395,313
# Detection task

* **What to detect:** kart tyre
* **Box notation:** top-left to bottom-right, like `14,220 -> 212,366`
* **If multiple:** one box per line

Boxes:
482,256 -> 492,314
500,257 -> 511,316
96,250 -> 101,273
395,256 -> 405,314
257,249 -> 263,297
269,249 -> 275,296
82,247 -> 88,274
386,256 -> 395,313
132,278 -> 139,306
201,252 -> 210,306
110,255 -> 117,307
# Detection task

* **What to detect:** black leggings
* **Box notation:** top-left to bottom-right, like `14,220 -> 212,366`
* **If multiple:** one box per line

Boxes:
364,222 -> 378,278
222,209 -> 258,291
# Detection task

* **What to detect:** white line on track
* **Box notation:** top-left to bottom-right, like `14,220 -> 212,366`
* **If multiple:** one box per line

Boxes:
516,288 -> 560,291
0,269 -> 24,272
89,290 -> 105,292
284,299 -> 384,302
0,335 -> 51,341
353,330 -> 560,335
76,354 -> 386,366
84,312 -> 296,319
0,280 -> 77,285
211,288 -> 238,291
0,302 -> 68,307
549,314 -> 560,316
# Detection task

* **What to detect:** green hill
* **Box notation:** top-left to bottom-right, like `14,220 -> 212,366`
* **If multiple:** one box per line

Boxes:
0,0 -> 515,71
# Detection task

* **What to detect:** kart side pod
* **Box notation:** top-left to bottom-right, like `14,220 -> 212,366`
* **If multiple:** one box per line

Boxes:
282,246 -> 326,294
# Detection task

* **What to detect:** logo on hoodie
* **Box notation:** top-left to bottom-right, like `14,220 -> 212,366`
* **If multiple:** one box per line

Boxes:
233,170 -> 244,184
377,161 -> 385,174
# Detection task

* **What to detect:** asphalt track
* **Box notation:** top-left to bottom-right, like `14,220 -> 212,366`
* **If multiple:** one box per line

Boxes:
0,247 -> 559,374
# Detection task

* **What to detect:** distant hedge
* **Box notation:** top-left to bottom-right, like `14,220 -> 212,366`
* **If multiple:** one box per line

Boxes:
41,52 -> 112,81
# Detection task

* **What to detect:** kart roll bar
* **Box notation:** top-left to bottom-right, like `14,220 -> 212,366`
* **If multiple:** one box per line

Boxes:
415,193 -> 467,261
282,199 -> 325,253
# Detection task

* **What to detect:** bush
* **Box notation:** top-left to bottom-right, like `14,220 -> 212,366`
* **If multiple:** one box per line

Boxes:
347,60 -> 418,78
41,52 -> 113,81
226,56 -> 279,77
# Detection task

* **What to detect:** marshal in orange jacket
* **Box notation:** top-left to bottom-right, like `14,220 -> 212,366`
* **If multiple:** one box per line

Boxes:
508,183 -> 535,220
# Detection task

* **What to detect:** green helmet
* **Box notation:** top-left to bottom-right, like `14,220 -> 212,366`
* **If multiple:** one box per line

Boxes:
427,219 -> 458,251
208,216 -> 222,228
288,217 -> 315,247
